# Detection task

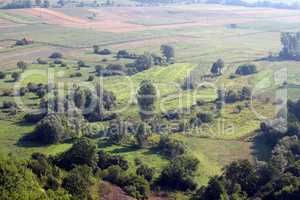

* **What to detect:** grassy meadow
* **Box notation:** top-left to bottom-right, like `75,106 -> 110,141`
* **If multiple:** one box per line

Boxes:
0,4 -> 298,187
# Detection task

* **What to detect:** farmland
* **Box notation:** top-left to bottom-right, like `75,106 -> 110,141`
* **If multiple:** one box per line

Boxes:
0,2 -> 299,199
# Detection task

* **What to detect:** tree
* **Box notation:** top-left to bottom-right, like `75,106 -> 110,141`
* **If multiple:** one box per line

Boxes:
0,71 -> 6,79
93,45 -> 100,53
62,165 -> 93,198
211,59 -> 224,75
17,61 -> 27,72
55,138 -> 97,170
43,0 -> 50,7
134,54 -> 153,72
11,72 -> 21,82
0,154 -> 46,200
137,80 -> 157,121
158,155 -> 199,191
158,136 -> 185,159
97,150 -> 129,170
49,52 -> 63,59
95,65 -> 104,76
135,122 -> 151,147
33,113 -> 88,145
136,164 -> 155,182
280,32 -> 300,59
161,44 -> 175,63
235,64 -> 257,76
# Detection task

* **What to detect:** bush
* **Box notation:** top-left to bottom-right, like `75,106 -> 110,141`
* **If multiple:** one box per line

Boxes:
33,113 -> 89,145
0,71 -> 6,79
55,138 -> 97,170
235,64 -> 257,75
97,49 -> 111,55
11,72 -> 20,82
49,52 -> 63,59
62,165 -> 93,198
87,75 -> 94,81
136,164 -> 155,182
2,101 -> 16,109
53,60 -> 62,65
18,87 -> 28,96
158,136 -> 185,159
97,150 -> 129,170
196,112 -> 213,123
158,156 -> 199,191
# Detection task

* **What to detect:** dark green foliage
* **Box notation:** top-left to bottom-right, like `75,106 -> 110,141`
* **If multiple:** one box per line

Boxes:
87,75 -> 94,81
97,150 -> 129,170
55,138 -> 97,170
135,122 -> 151,147
62,165 -> 93,198
137,80 -> 157,120
136,164 -> 155,182
235,64 -> 257,75
117,50 -> 138,59
18,87 -> 28,96
0,71 -> 6,79
160,44 -> 175,62
280,32 -> 300,59
134,54 -> 153,72
101,166 -> 150,200
33,113 -> 89,144
49,52 -> 63,59
107,118 -> 129,144
196,112 -> 214,123
210,59 -> 224,75
158,136 -> 185,159
240,86 -> 252,100
97,48 -> 112,55
11,72 -> 20,82
0,154 -> 46,200
2,101 -> 16,109
158,155 -> 199,191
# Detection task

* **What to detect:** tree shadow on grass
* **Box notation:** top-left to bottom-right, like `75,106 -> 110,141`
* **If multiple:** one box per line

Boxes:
110,145 -> 140,154
16,132 -> 46,148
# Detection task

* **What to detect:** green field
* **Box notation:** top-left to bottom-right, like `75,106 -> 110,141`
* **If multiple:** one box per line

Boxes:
0,4 -> 298,190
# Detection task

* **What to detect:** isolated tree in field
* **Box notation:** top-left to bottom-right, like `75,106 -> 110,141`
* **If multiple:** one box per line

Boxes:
43,0 -> 50,8
49,52 -> 62,59
211,59 -> 224,75
160,44 -> 175,62
11,72 -> 20,82
17,61 -> 27,72
235,64 -> 257,76
134,54 -> 153,71
137,80 -> 157,120
95,65 -> 104,76
93,45 -> 99,53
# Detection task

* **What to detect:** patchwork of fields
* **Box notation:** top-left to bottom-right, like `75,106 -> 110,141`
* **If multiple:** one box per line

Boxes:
0,3 -> 299,189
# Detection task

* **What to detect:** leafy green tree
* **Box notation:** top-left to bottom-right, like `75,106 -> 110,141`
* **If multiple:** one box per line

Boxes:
0,71 -> 6,79
135,122 -> 151,147
137,80 -> 157,121
11,72 -> 20,82
97,150 -> 129,170
62,165 -> 93,198
0,154 -> 46,200
211,59 -> 224,75
158,155 -> 199,191
33,113 -> 89,144
136,164 -> 155,182
235,64 -> 257,76
158,136 -> 185,159
55,138 -> 97,170
161,44 -> 175,62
